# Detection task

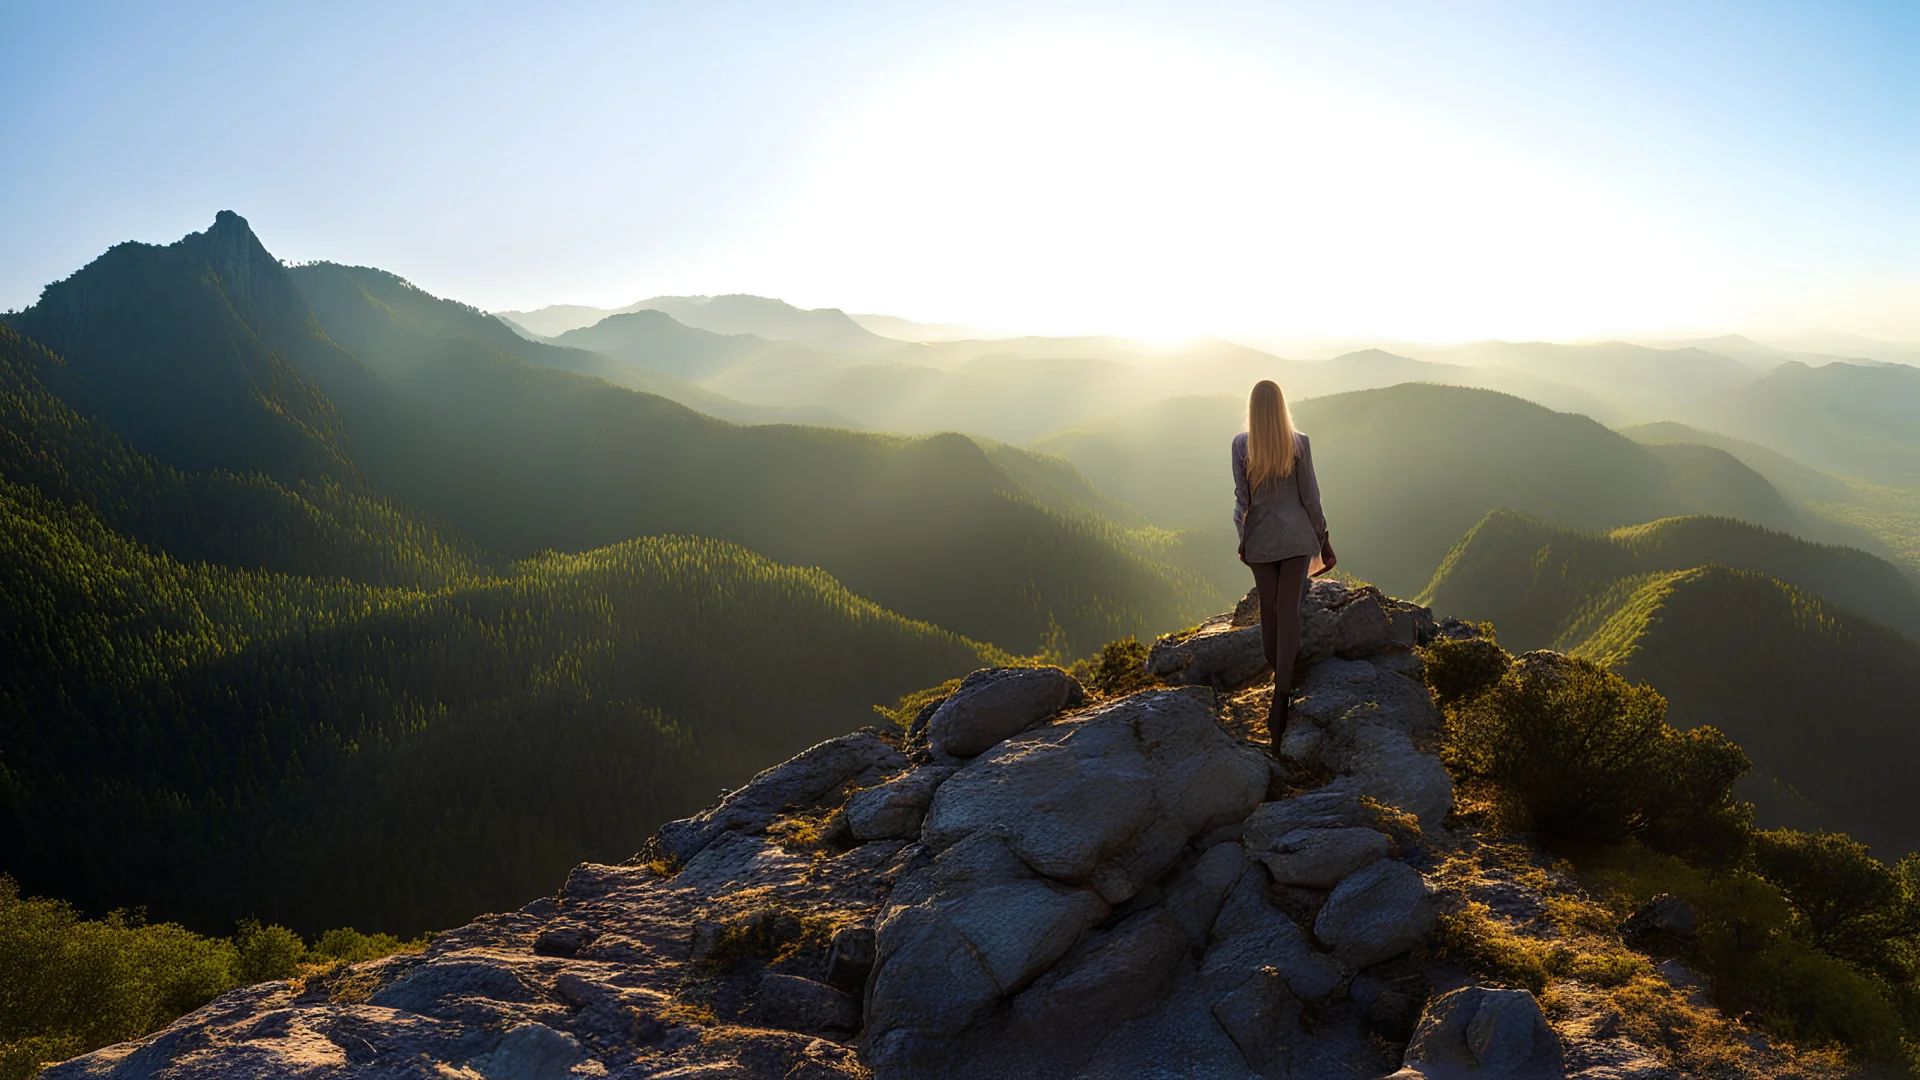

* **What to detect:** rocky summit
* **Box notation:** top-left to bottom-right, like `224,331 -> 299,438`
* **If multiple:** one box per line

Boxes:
47,581 -> 1789,1079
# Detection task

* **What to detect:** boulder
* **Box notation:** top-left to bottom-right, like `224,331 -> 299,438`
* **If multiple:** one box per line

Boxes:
1242,789 -> 1379,846
1204,864 -> 1346,1002
864,831 -> 1111,1065
1211,966 -> 1297,1077
1392,986 -> 1565,1079
468,1022 -> 585,1080
1314,858 -> 1437,969
1290,658 -> 1453,829
1257,826 -> 1393,889
926,666 -> 1083,758
824,926 -> 877,995
846,766 -> 956,841
749,974 -> 862,1036
1299,579 -> 1436,666
1145,613 -> 1268,690
921,688 -> 1268,903
868,689 -> 1268,1069
659,731 -> 907,860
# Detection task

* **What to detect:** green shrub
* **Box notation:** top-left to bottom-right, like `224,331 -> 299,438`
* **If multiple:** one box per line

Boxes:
1438,650 -> 1750,862
1071,637 -> 1159,698
310,927 -> 425,964
233,919 -> 305,983
0,877 -> 424,1080
1419,631 -> 1509,709
0,877 -> 238,1080
1750,830 -> 1913,975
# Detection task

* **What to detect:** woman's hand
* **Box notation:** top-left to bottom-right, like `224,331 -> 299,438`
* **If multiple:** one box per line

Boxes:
1238,539 -> 1248,565
1318,536 -> 1337,574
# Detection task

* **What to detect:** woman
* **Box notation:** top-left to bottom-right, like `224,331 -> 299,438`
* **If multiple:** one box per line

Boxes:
1233,379 -> 1336,746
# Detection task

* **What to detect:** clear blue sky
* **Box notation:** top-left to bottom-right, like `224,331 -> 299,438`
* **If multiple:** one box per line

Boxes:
3,1 -> 1915,340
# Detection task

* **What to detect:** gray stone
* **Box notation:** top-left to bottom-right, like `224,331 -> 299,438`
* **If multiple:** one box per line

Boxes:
367,953 -> 542,1016
1395,987 -> 1565,1079
927,667 -> 1083,758
864,831 -> 1111,1064
846,766 -> 956,841
1242,789 -> 1376,848
1146,614 -> 1269,690
1206,864 -> 1345,1002
1211,966 -> 1297,1077
1257,826 -> 1393,889
824,926 -> 876,995
750,974 -> 862,1036
1314,859 -> 1436,969
659,731 -> 906,860
1290,659 -> 1453,829
922,688 -> 1268,904
469,1023 -> 584,1080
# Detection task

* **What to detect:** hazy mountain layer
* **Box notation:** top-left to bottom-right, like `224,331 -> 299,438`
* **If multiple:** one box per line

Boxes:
1624,421 -> 1920,576
1673,360 -> 1920,487
1033,385 -> 1802,596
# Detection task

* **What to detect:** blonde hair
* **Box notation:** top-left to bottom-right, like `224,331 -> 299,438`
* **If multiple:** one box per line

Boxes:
1246,380 -> 1297,489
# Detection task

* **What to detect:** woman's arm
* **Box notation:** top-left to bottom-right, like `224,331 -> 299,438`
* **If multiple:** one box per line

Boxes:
1232,436 -> 1250,537
1297,435 -> 1329,540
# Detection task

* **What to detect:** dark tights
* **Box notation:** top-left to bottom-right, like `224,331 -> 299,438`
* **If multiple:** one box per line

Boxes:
1249,555 -> 1311,691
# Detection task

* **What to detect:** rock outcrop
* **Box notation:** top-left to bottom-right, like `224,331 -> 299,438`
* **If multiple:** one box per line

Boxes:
48,586 -> 1773,1080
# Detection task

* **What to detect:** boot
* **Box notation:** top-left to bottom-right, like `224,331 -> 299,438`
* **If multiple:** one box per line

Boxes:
1266,689 -> 1290,755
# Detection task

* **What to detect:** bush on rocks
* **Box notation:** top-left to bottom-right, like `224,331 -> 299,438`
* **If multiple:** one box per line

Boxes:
1431,644 -> 1750,863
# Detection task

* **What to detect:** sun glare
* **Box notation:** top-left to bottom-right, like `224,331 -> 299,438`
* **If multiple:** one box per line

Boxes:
754,33 -> 1752,342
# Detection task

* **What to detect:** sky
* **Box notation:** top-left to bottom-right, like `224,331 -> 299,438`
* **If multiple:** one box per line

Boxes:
3,1 -> 1916,342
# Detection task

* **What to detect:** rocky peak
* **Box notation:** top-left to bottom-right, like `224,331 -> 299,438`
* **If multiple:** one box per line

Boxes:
46,581 -> 1794,1079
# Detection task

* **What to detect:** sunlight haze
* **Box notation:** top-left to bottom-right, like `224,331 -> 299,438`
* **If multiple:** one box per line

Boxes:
4,1 -> 1916,342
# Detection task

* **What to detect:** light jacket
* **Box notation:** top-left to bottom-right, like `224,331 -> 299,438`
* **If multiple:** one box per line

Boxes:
1232,431 -> 1328,563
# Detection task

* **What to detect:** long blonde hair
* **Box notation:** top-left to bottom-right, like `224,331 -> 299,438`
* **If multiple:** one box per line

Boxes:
1246,379 -> 1297,489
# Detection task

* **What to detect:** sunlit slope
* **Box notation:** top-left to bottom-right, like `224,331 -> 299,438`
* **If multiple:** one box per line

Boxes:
1594,567 -> 1920,856
0,471 -> 988,937
1421,510 -> 1920,648
1625,420 -> 1920,577
1035,385 -> 1799,596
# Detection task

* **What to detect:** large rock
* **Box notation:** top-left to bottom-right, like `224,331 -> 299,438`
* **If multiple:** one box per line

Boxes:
921,687 -> 1268,903
1257,826 -> 1393,889
1146,613 -> 1268,690
1286,658 -> 1453,830
1314,858 -> 1437,968
864,831 -> 1111,1065
659,731 -> 906,860
846,766 -> 956,841
927,666 -> 1083,757
1391,987 -> 1566,1079
1205,861 -> 1346,1002
867,689 -> 1268,1070
749,974 -> 862,1037
1151,579 -> 1436,694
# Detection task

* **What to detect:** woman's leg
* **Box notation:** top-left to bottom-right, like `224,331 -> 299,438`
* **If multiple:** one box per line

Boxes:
1249,560 -> 1282,670
1270,555 -> 1311,691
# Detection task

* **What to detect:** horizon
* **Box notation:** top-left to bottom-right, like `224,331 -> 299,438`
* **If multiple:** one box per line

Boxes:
4,2 -> 1917,343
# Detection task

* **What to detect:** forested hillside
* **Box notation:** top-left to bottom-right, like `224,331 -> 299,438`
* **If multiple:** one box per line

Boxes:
1034,385 -> 1803,596
1421,510 -> 1920,647
1421,511 -> 1920,854
1602,567 -> 1920,856
0,447 -> 988,935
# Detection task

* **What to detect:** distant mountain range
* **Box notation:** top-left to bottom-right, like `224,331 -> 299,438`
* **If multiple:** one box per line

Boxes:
1034,384 -> 1809,596
497,294 -> 898,354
